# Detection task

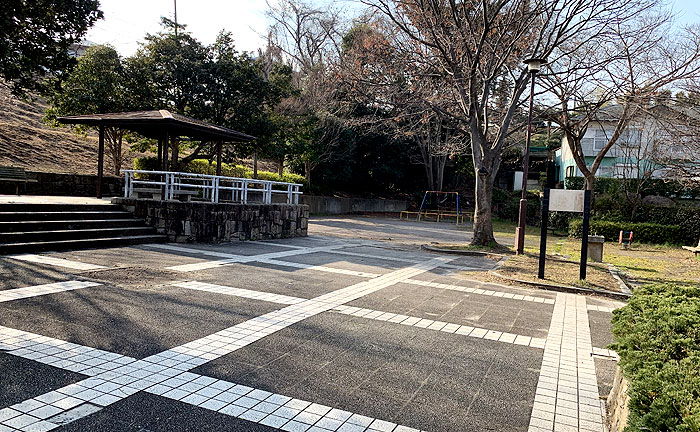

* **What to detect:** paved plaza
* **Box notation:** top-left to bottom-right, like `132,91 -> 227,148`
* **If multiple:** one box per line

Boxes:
0,216 -> 622,431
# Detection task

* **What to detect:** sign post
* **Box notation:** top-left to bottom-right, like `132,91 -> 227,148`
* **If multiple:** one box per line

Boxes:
538,188 -> 591,280
538,189 -> 549,279
580,190 -> 591,280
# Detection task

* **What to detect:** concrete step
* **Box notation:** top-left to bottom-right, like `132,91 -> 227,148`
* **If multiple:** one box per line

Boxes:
0,211 -> 133,222
0,235 -> 167,254
1,227 -> 157,244
0,219 -> 143,232
0,203 -> 115,212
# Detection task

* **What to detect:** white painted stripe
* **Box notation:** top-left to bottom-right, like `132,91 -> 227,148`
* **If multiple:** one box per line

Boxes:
8,254 -> 106,271
172,281 -> 305,305
326,249 -> 491,272
403,279 -> 555,304
165,245 -> 349,272
257,258 -> 382,278
527,293 -> 605,432
174,281 -> 545,349
0,281 -> 101,303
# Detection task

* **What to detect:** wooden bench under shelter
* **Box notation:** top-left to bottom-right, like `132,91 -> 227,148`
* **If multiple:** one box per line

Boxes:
0,166 -> 38,195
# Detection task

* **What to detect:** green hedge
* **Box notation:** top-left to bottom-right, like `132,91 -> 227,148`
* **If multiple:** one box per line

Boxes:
611,283 -> 700,431
133,157 -> 307,188
564,176 -> 700,199
568,220 -> 685,245
634,205 -> 700,245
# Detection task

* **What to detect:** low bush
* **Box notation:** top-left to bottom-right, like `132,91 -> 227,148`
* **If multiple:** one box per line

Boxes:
568,219 -> 685,245
611,283 -> 700,432
132,157 -> 307,188
634,205 -> 700,245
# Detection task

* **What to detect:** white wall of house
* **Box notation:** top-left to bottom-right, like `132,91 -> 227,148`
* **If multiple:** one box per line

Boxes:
557,114 -> 691,181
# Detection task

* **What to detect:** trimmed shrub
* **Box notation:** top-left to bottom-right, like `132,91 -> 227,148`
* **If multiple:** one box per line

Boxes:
633,205 -> 700,245
568,219 -> 685,245
611,283 -> 700,432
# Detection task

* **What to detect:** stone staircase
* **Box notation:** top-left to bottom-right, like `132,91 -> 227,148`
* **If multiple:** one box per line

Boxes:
0,203 -> 166,254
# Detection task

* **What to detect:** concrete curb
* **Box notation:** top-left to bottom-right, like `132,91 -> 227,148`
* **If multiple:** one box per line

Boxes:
421,244 -> 510,259
488,271 -> 632,301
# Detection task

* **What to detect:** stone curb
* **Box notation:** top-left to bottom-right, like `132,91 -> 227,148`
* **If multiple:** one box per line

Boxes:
488,270 -> 631,301
421,244 -> 510,259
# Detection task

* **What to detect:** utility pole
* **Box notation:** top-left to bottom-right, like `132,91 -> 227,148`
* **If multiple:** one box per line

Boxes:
174,0 -> 178,37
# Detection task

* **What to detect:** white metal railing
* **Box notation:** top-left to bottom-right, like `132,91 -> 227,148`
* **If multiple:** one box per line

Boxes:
121,170 -> 302,205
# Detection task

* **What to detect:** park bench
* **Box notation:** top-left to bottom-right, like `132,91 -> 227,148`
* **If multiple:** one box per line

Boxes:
682,237 -> 700,259
0,166 -> 37,195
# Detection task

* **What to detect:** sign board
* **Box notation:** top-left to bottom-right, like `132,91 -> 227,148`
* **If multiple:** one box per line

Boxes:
548,189 -> 585,213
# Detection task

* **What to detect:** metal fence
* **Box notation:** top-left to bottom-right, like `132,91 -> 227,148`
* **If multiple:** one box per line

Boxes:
121,170 -> 302,204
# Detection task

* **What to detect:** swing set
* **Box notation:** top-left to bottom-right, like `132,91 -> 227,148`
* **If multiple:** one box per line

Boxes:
399,191 -> 466,225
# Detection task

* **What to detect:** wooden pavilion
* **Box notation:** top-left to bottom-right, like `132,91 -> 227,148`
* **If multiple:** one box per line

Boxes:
58,110 -> 256,198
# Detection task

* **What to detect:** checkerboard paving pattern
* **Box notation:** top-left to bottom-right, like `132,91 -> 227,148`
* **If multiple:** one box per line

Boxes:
1,256 -> 453,431
0,325 -> 424,432
8,254 -> 106,271
173,281 -> 547,349
0,281 -> 100,303
1,239 -> 623,432
527,293 -> 605,432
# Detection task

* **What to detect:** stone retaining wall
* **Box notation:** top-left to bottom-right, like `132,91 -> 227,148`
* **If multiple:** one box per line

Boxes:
113,198 -> 308,242
0,171 -> 123,197
606,366 -> 630,432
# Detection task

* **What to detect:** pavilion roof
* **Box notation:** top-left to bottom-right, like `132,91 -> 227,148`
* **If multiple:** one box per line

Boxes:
57,110 -> 256,142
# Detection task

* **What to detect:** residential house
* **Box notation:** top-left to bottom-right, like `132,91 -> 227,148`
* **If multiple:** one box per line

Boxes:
554,104 -> 696,186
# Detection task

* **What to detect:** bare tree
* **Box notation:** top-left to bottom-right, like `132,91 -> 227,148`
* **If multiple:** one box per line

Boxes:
542,4 -> 700,191
265,0 -> 348,186
362,0 -> 643,245
339,18 -> 467,191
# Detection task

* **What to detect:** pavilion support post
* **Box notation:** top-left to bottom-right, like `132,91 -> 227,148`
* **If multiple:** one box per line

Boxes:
97,125 -> 105,199
157,138 -> 163,167
216,141 -> 222,177
162,131 -> 169,200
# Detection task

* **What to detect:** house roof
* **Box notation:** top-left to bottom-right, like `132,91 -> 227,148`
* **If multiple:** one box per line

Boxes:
57,110 -> 256,142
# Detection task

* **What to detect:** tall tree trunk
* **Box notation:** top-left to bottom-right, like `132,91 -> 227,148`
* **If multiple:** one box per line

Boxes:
472,172 -> 496,245
304,161 -> 311,188
470,128 -> 500,246
436,155 -> 447,192
171,139 -> 179,169
278,157 -> 284,176
253,153 -> 258,179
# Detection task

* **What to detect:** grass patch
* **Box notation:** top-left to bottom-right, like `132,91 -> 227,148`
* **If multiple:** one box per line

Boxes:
450,219 -> 699,289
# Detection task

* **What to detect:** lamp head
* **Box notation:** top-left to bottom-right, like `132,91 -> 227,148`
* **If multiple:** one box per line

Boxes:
524,58 -> 547,73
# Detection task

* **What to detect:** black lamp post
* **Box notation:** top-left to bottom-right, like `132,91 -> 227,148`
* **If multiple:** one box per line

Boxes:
515,57 -> 547,255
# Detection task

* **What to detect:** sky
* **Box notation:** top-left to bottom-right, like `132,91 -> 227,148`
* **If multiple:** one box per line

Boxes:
86,0 -> 700,57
